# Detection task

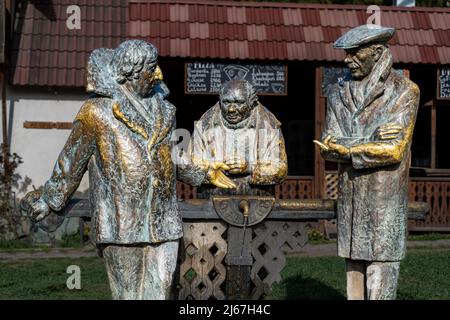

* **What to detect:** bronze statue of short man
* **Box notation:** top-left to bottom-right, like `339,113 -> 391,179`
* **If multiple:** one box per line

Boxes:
178,79 -> 287,196
22,40 -> 182,299
314,25 -> 420,300
178,79 -> 287,299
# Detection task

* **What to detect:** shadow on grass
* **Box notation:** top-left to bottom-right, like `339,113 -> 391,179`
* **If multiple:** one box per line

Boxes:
283,275 -> 346,300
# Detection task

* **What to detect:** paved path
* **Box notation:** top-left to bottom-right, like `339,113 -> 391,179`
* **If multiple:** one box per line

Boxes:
0,240 -> 449,260
0,247 -> 98,261
288,239 -> 450,257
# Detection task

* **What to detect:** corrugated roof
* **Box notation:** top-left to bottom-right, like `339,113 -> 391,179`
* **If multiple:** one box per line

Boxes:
130,0 -> 450,63
10,0 -> 128,86
10,0 -> 450,87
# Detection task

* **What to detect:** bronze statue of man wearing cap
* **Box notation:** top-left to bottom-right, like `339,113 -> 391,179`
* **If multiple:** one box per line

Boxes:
314,25 -> 420,300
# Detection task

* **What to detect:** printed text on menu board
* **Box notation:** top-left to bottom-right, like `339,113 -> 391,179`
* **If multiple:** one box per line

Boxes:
438,68 -> 450,99
185,62 -> 287,95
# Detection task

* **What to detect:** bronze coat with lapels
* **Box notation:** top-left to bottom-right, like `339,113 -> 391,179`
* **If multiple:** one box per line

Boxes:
41,48 -> 182,244
321,49 -> 420,261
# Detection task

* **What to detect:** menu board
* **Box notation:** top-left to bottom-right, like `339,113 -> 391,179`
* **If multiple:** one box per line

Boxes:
322,67 -> 347,97
438,68 -> 450,99
185,62 -> 287,95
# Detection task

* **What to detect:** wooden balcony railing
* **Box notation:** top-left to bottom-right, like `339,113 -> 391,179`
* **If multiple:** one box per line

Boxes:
409,177 -> 450,231
176,176 -> 315,200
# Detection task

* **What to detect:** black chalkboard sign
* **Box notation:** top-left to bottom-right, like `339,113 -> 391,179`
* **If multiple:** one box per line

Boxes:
438,68 -> 450,100
322,67 -> 347,97
185,62 -> 287,95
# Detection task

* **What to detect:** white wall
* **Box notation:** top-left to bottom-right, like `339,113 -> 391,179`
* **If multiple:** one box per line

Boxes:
2,85 -> 90,197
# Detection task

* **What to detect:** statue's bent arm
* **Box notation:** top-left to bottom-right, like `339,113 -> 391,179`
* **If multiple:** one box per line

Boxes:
251,128 -> 288,185
320,96 -> 354,163
42,103 -> 96,211
349,85 -> 420,169
177,123 -> 210,187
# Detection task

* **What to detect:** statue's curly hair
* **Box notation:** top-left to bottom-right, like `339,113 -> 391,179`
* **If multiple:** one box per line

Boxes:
111,40 -> 158,84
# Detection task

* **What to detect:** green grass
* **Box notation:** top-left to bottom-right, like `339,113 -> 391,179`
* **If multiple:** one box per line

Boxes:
0,240 -> 36,250
59,233 -> 86,248
407,232 -> 450,241
0,249 -> 448,300
0,257 -> 110,300
0,233 -> 86,251
269,248 -> 450,300
0,240 -> 55,252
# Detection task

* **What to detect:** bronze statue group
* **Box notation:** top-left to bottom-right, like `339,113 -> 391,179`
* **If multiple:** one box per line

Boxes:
22,25 -> 419,300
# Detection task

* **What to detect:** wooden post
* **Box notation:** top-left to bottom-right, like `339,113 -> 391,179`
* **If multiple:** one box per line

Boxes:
1,64 -> 7,156
225,226 -> 253,299
314,66 -> 325,198
431,102 -> 436,169
1,0 -> 10,183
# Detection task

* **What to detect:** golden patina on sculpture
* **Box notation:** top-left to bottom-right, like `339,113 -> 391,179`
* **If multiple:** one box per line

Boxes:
21,40 -> 182,299
179,79 -> 288,196
178,79 -> 288,298
314,25 -> 420,300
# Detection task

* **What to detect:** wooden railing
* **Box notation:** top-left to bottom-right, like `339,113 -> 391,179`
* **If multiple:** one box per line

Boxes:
176,181 -> 197,199
274,176 -> 315,199
409,177 -> 450,231
178,175 -> 450,231
176,176 -> 315,200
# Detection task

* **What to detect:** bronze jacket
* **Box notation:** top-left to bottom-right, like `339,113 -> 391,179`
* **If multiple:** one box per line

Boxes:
42,49 -> 182,244
321,50 -> 420,261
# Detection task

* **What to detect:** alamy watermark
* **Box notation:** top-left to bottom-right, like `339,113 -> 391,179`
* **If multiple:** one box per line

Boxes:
66,5 -> 81,30
367,5 -> 381,27
66,265 -> 81,290
170,121 -> 283,167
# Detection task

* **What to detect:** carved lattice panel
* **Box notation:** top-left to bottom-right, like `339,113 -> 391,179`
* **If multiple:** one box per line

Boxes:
178,222 -> 227,300
325,171 -> 338,199
409,179 -> 450,229
177,181 -> 197,199
250,221 -> 309,299
275,177 -> 314,199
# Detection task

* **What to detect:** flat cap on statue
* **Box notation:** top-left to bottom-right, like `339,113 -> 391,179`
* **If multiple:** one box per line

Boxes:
333,24 -> 395,49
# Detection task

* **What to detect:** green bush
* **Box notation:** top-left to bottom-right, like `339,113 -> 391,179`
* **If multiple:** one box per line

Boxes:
59,232 -> 83,248
308,229 -> 333,244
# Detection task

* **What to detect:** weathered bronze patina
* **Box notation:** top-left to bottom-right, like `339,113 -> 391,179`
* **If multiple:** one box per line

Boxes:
21,40 -> 182,299
178,79 -> 288,299
314,25 -> 420,300
179,79 -> 288,196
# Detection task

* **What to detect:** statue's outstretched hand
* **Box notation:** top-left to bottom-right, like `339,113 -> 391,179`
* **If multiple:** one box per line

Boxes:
20,190 -> 50,222
207,162 -> 237,189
